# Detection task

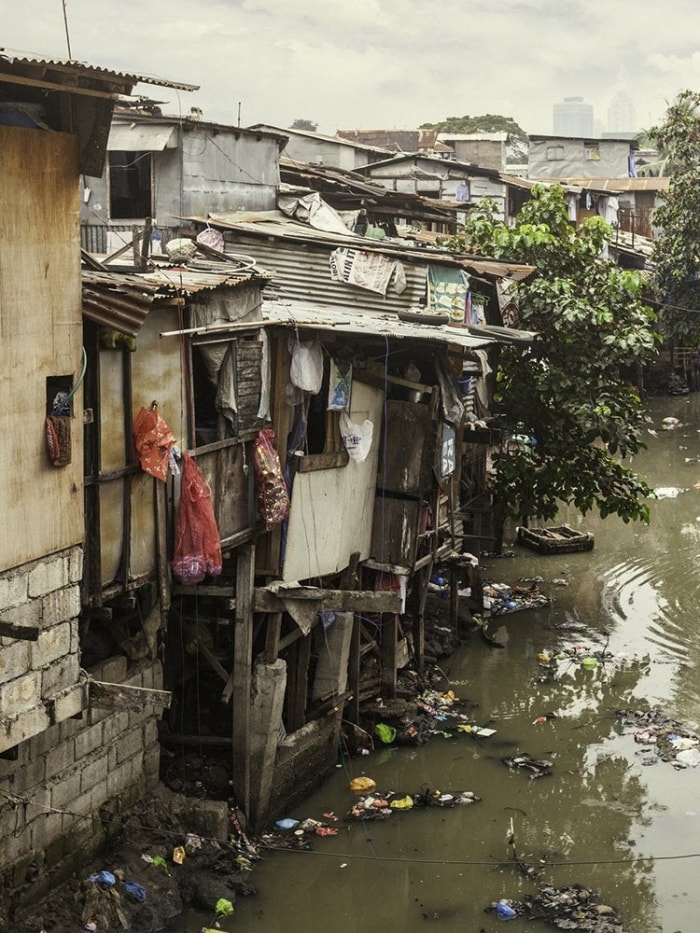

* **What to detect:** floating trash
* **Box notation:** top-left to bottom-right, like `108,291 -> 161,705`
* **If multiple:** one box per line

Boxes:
502,753 -> 553,779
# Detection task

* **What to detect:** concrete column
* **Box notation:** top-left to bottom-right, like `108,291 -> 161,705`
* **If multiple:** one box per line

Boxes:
249,657 -> 287,830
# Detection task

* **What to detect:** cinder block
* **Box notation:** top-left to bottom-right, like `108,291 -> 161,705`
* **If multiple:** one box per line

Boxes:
0,670 -> 41,717
49,770 -> 81,810
101,711 -> 130,745
114,726 -> 145,764
42,586 -> 81,627
28,722 -> 62,758
12,753 -> 47,794
106,760 -> 133,798
0,569 -> 28,611
31,621 -> 72,669
45,737 -> 77,780
0,599 -> 42,632
68,547 -> 84,585
88,655 -> 127,685
74,721 -> 104,761
53,682 -> 87,724
27,557 -> 70,599
80,749 -> 111,794
41,652 -> 80,698
0,640 -> 30,685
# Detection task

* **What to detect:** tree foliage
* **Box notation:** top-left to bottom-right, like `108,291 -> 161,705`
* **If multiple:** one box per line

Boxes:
648,90 -> 700,345
448,184 -> 659,529
419,113 -> 528,161
290,118 -> 318,132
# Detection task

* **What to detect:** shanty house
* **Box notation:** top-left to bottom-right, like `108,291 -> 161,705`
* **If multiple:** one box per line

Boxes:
249,123 -> 389,171
80,109 -> 285,255
0,52 -> 197,917
528,134 -> 636,180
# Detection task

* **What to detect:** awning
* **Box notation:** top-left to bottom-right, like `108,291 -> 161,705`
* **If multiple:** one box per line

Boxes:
107,123 -> 177,152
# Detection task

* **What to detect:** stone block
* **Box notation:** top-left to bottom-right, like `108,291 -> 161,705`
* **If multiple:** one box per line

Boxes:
80,749 -> 111,793
41,585 -> 81,627
114,726 -> 144,764
28,722 -> 62,758
45,738 -> 77,781
10,754 -> 45,794
0,640 -> 30,685
0,670 -> 41,716
53,683 -> 88,724
191,799 -> 230,842
0,599 -> 42,633
74,721 -> 104,761
88,655 -> 127,685
41,652 -> 80,698
31,621 -> 72,669
0,703 -> 51,754
68,547 -> 84,585
27,557 -> 70,599
50,770 -> 81,810
0,569 -> 28,611
101,711 -> 130,745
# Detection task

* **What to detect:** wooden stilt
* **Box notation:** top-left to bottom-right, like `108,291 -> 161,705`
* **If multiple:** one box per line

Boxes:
232,543 -> 255,818
286,634 -> 311,733
380,613 -> 399,698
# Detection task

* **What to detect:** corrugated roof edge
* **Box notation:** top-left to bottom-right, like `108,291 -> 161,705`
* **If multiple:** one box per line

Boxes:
0,49 -> 199,91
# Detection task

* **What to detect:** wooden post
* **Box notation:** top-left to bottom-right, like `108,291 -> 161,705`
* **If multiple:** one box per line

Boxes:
232,543 -> 255,819
286,634 -> 311,733
381,614 -> 399,698
263,612 -> 282,663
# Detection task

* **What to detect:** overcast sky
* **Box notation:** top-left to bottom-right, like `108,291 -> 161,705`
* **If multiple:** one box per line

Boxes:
5,0 -> 700,137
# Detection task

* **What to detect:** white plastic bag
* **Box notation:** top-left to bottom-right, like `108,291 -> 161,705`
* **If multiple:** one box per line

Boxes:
340,413 -> 373,462
290,337 -> 324,394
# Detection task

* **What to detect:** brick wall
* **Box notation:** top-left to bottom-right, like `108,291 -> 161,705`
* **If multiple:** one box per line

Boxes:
0,547 -> 164,913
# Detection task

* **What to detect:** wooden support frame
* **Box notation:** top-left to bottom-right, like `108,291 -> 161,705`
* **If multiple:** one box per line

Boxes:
231,544 -> 255,818
253,587 -> 401,615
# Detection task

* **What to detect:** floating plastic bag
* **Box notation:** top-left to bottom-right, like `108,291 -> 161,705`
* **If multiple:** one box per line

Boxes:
171,453 -> 222,585
133,403 -> 177,482
340,412 -> 373,462
253,428 -> 290,530
349,776 -> 376,794
215,898 -> 235,916
389,795 -> 414,810
290,337 -> 324,394
375,722 -> 397,744
496,899 -> 517,920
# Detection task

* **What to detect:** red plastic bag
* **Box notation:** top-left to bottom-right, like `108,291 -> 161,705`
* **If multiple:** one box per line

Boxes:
171,453 -> 222,585
253,428 -> 290,530
133,403 -> 177,482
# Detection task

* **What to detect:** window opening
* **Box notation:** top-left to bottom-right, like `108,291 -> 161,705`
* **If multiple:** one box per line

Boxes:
109,150 -> 153,219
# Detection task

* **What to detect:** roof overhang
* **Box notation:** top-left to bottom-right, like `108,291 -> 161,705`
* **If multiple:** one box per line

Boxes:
107,122 -> 177,151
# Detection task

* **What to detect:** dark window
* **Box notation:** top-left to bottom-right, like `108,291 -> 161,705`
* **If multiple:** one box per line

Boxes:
109,150 -> 152,219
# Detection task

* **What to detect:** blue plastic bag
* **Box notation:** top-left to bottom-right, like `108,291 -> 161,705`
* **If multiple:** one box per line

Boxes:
496,899 -> 516,920
123,880 -> 147,902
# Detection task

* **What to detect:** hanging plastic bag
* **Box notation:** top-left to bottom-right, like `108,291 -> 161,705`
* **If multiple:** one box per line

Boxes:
196,226 -> 225,253
253,428 -> 290,530
339,412 -> 373,462
289,337 -> 324,394
171,453 -> 222,585
133,403 -> 177,482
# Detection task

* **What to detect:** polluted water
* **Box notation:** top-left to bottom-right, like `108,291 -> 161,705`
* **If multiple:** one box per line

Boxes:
172,393 -> 700,933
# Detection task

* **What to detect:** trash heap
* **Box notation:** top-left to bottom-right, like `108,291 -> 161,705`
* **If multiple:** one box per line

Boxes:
617,707 -> 700,768
501,752 -> 553,779
483,581 -> 551,616
345,784 -> 481,821
363,687 -> 497,748
488,884 -> 624,930
535,643 -> 649,676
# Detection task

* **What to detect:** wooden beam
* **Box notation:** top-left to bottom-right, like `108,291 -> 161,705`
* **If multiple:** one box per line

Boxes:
231,544 -> 255,818
285,634 -> 311,732
89,680 -> 172,711
254,588 -> 401,614
0,621 -> 39,641
380,614 -> 399,698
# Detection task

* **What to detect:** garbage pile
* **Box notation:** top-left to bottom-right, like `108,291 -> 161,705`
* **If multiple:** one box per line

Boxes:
535,643 -> 649,677
345,785 -> 481,821
487,884 -> 624,930
617,707 -> 700,768
364,687 -> 497,748
502,752 -> 553,779
483,581 -> 551,616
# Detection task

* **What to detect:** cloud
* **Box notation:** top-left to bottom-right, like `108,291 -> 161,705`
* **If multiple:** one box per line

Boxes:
6,0 -> 700,137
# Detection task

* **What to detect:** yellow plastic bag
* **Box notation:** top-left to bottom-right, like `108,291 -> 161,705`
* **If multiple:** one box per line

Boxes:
349,776 -> 376,794
389,795 -> 414,810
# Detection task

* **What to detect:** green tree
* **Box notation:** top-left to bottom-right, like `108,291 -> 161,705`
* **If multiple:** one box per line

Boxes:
448,184 -> 659,537
419,113 -> 528,161
648,90 -> 700,345
289,118 -> 318,132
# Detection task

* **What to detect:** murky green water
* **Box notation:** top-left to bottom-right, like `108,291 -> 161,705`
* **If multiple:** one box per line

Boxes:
174,393 -> 700,933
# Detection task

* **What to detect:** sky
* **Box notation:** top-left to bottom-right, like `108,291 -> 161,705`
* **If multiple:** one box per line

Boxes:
5,0 -> 700,138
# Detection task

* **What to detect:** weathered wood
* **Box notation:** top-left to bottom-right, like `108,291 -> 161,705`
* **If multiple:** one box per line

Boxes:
296,450 -> 349,472
0,621 -> 39,641
158,728 -> 232,748
155,478 -> 170,613
254,588 -> 401,614
231,544 -> 255,818
89,680 -> 172,710
264,612 -> 283,663
285,634 -> 311,732
380,614 -> 399,698
172,584 -> 234,598
341,552 -> 361,724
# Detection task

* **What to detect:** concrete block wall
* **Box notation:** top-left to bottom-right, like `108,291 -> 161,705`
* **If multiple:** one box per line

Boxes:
0,547 -> 165,913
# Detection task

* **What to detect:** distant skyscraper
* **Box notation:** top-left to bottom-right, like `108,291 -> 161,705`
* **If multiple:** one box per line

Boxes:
607,90 -> 636,134
553,96 -> 594,137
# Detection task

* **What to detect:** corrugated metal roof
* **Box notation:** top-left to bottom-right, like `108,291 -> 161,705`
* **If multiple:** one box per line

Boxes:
557,177 -> 670,192
82,267 -> 264,336
261,299 -> 498,350
0,50 -> 199,92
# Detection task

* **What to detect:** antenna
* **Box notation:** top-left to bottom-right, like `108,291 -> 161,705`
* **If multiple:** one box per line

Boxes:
237,101 -> 241,128
61,0 -> 72,58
